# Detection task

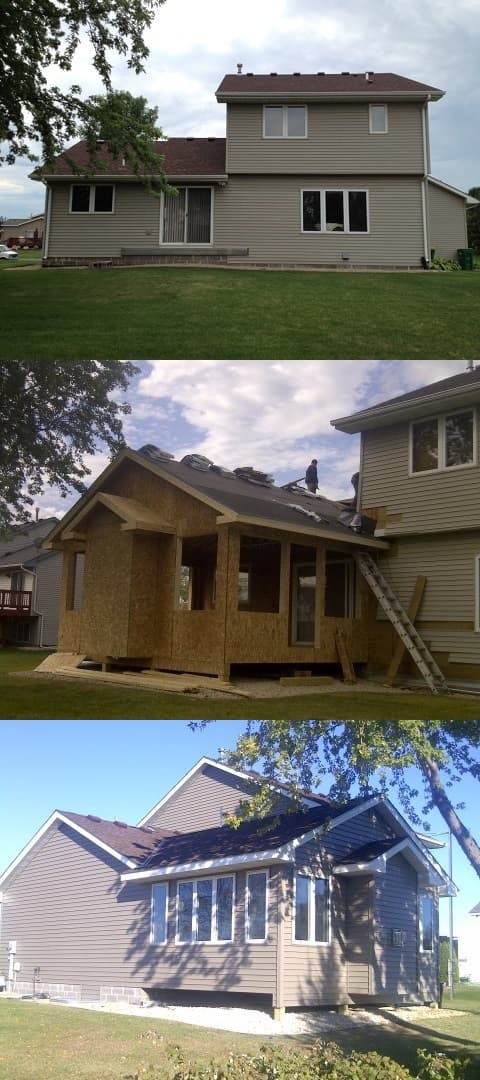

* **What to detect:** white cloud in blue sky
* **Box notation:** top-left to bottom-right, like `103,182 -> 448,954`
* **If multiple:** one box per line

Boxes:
1,0 -> 478,218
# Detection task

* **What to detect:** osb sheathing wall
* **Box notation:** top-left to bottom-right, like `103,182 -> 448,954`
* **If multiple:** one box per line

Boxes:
58,543 -> 84,652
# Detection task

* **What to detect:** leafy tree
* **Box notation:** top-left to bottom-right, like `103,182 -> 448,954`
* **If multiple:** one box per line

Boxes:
439,939 -> 459,985
1,0 -> 166,166
74,91 -> 173,193
0,360 -> 138,532
217,720 -> 480,877
467,188 -> 480,253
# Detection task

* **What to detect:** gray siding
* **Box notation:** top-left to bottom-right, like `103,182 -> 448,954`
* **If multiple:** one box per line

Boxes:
48,182 -> 160,258
32,553 -> 62,647
361,421 -> 480,534
215,174 -> 424,266
226,103 -> 424,174
428,183 -> 467,260
372,855 -> 421,1000
143,763 -> 290,832
345,878 -> 373,995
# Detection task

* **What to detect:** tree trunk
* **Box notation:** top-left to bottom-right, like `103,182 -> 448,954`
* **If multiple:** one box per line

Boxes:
421,755 -> 480,877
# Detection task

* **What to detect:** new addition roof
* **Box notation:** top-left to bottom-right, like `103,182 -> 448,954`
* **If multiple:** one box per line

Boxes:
45,446 -> 388,551
216,71 -> 444,101
332,367 -> 480,433
34,137 -> 227,181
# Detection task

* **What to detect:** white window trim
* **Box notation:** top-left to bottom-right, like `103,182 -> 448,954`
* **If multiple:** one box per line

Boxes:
175,874 -> 235,944
263,104 -> 308,139
159,186 -> 213,246
419,893 -> 435,953
151,882 -> 168,945
245,869 -> 269,943
475,555 -> 480,633
409,408 -> 477,477
69,183 -> 115,214
293,873 -> 331,945
369,104 -> 388,134
300,188 -> 370,235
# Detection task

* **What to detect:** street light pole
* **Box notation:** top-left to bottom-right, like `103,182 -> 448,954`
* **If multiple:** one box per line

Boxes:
448,829 -> 454,1000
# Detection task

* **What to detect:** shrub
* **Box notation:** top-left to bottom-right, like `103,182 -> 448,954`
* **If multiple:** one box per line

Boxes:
431,257 -> 462,271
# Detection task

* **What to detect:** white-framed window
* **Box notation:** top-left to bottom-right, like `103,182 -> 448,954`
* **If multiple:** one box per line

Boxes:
161,186 -> 212,245
70,184 -> 115,213
410,409 -> 476,475
475,555 -> 480,633
151,882 -> 168,945
245,870 -> 268,942
419,893 -> 434,952
301,189 -> 369,234
294,874 -> 330,943
369,104 -> 388,134
175,875 -> 234,943
264,105 -> 307,138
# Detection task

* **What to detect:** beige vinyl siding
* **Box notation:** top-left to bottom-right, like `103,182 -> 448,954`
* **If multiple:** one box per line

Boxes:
47,182 -> 160,258
428,182 -> 468,260
372,855 -> 423,1000
226,103 -> 424,174
361,422 -> 480,534
32,553 -> 62,647
345,878 -> 373,996
214,174 -> 424,266
143,762 -> 270,832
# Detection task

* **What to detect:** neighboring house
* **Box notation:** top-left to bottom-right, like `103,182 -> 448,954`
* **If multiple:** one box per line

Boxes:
44,445 -> 389,678
332,365 -> 480,683
0,518 -> 62,647
0,757 -> 454,1012
33,70 -> 477,268
0,214 -> 44,245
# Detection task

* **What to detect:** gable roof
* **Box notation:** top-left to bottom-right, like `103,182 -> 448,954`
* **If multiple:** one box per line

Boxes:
45,446 -> 388,552
332,367 -> 480,432
34,137 -> 227,181
0,518 -> 60,569
216,71 -> 444,102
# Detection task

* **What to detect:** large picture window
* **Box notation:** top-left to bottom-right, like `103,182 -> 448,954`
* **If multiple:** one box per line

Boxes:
410,410 -> 475,474
294,875 -> 330,943
70,184 -> 114,213
302,189 -> 368,233
246,871 -> 268,941
175,875 -> 234,943
264,105 -> 306,138
162,187 -> 212,244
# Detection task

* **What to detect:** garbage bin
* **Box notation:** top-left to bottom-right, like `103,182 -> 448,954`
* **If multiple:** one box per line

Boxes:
457,248 -> 475,270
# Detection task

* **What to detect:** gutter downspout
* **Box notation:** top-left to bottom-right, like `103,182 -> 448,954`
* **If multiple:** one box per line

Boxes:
421,97 -> 432,265
43,183 -> 52,260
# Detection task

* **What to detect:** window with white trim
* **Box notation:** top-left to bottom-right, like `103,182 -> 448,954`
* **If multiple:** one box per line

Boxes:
294,874 -> 330,943
475,555 -> 480,633
369,104 -> 388,134
302,189 -> 368,233
162,187 -> 212,244
410,409 -> 476,474
175,875 -> 234,943
420,894 -> 434,952
151,883 -> 168,944
264,105 -> 307,138
70,184 -> 114,213
246,871 -> 268,941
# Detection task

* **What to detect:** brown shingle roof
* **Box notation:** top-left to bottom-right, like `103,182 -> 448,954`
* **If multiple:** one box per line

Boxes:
60,810 -> 174,864
35,137 -> 226,178
332,367 -> 480,432
216,72 -> 443,98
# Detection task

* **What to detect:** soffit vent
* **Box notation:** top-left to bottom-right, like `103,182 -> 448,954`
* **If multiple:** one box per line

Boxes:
181,454 -> 213,471
139,445 -> 175,463
233,466 -> 274,487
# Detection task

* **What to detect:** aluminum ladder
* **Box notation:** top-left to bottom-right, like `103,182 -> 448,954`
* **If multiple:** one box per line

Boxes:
354,552 -> 448,694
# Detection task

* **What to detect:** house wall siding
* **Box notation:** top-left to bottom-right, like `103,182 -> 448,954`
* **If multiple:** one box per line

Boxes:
142,763 -> 267,832
47,182 -> 160,258
32,553 -> 62,647
226,103 -> 424,174
372,855 -> 422,1000
428,183 -> 467,260
214,174 -> 424,266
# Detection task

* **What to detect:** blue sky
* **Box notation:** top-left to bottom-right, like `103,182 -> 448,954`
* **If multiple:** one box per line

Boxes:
35,359 -> 467,520
1,720 -> 479,977
2,0 -> 479,219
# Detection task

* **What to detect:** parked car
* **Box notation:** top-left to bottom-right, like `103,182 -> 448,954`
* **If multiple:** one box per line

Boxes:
0,244 -> 18,260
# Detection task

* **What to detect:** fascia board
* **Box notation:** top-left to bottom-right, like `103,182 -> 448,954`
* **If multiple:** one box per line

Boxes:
287,795 -> 382,853
332,380 -> 480,433
0,811 -> 136,887
41,173 -> 229,183
376,799 -> 457,894
217,91 -> 443,104
216,512 -> 389,550
120,846 -> 292,882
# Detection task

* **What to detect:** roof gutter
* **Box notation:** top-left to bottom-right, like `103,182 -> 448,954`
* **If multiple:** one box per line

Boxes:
120,846 -> 293,883
332,378 -> 480,432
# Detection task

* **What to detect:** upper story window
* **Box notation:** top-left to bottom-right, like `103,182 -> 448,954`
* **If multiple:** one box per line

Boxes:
70,184 -> 114,213
369,104 -> 388,134
419,894 -> 434,952
410,409 -> 476,474
245,870 -> 268,941
294,874 -> 330,943
175,875 -> 234,943
264,105 -> 307,138
302,189 -> 368,234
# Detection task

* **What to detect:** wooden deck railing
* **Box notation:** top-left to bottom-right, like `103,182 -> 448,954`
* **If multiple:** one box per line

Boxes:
0,589 -> 32,614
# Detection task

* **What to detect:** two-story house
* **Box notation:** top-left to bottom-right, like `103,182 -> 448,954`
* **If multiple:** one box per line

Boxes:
332,365 -> 480,683
0,517 -> 62,647
36,70 -> 475,268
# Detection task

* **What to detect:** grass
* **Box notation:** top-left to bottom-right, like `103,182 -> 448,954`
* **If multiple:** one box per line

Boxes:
0,986 -> 479,1079
1,648 -> 480,719
0,247 -> 43,270
1,266 -> 480,359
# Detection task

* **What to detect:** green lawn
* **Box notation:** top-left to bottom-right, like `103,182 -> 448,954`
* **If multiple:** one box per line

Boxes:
1,649 -> 479,719
1,266 -> 480,359
0,988 -> 479,1080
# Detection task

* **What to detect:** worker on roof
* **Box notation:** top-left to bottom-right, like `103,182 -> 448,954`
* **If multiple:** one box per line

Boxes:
305,459 -> 318,493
